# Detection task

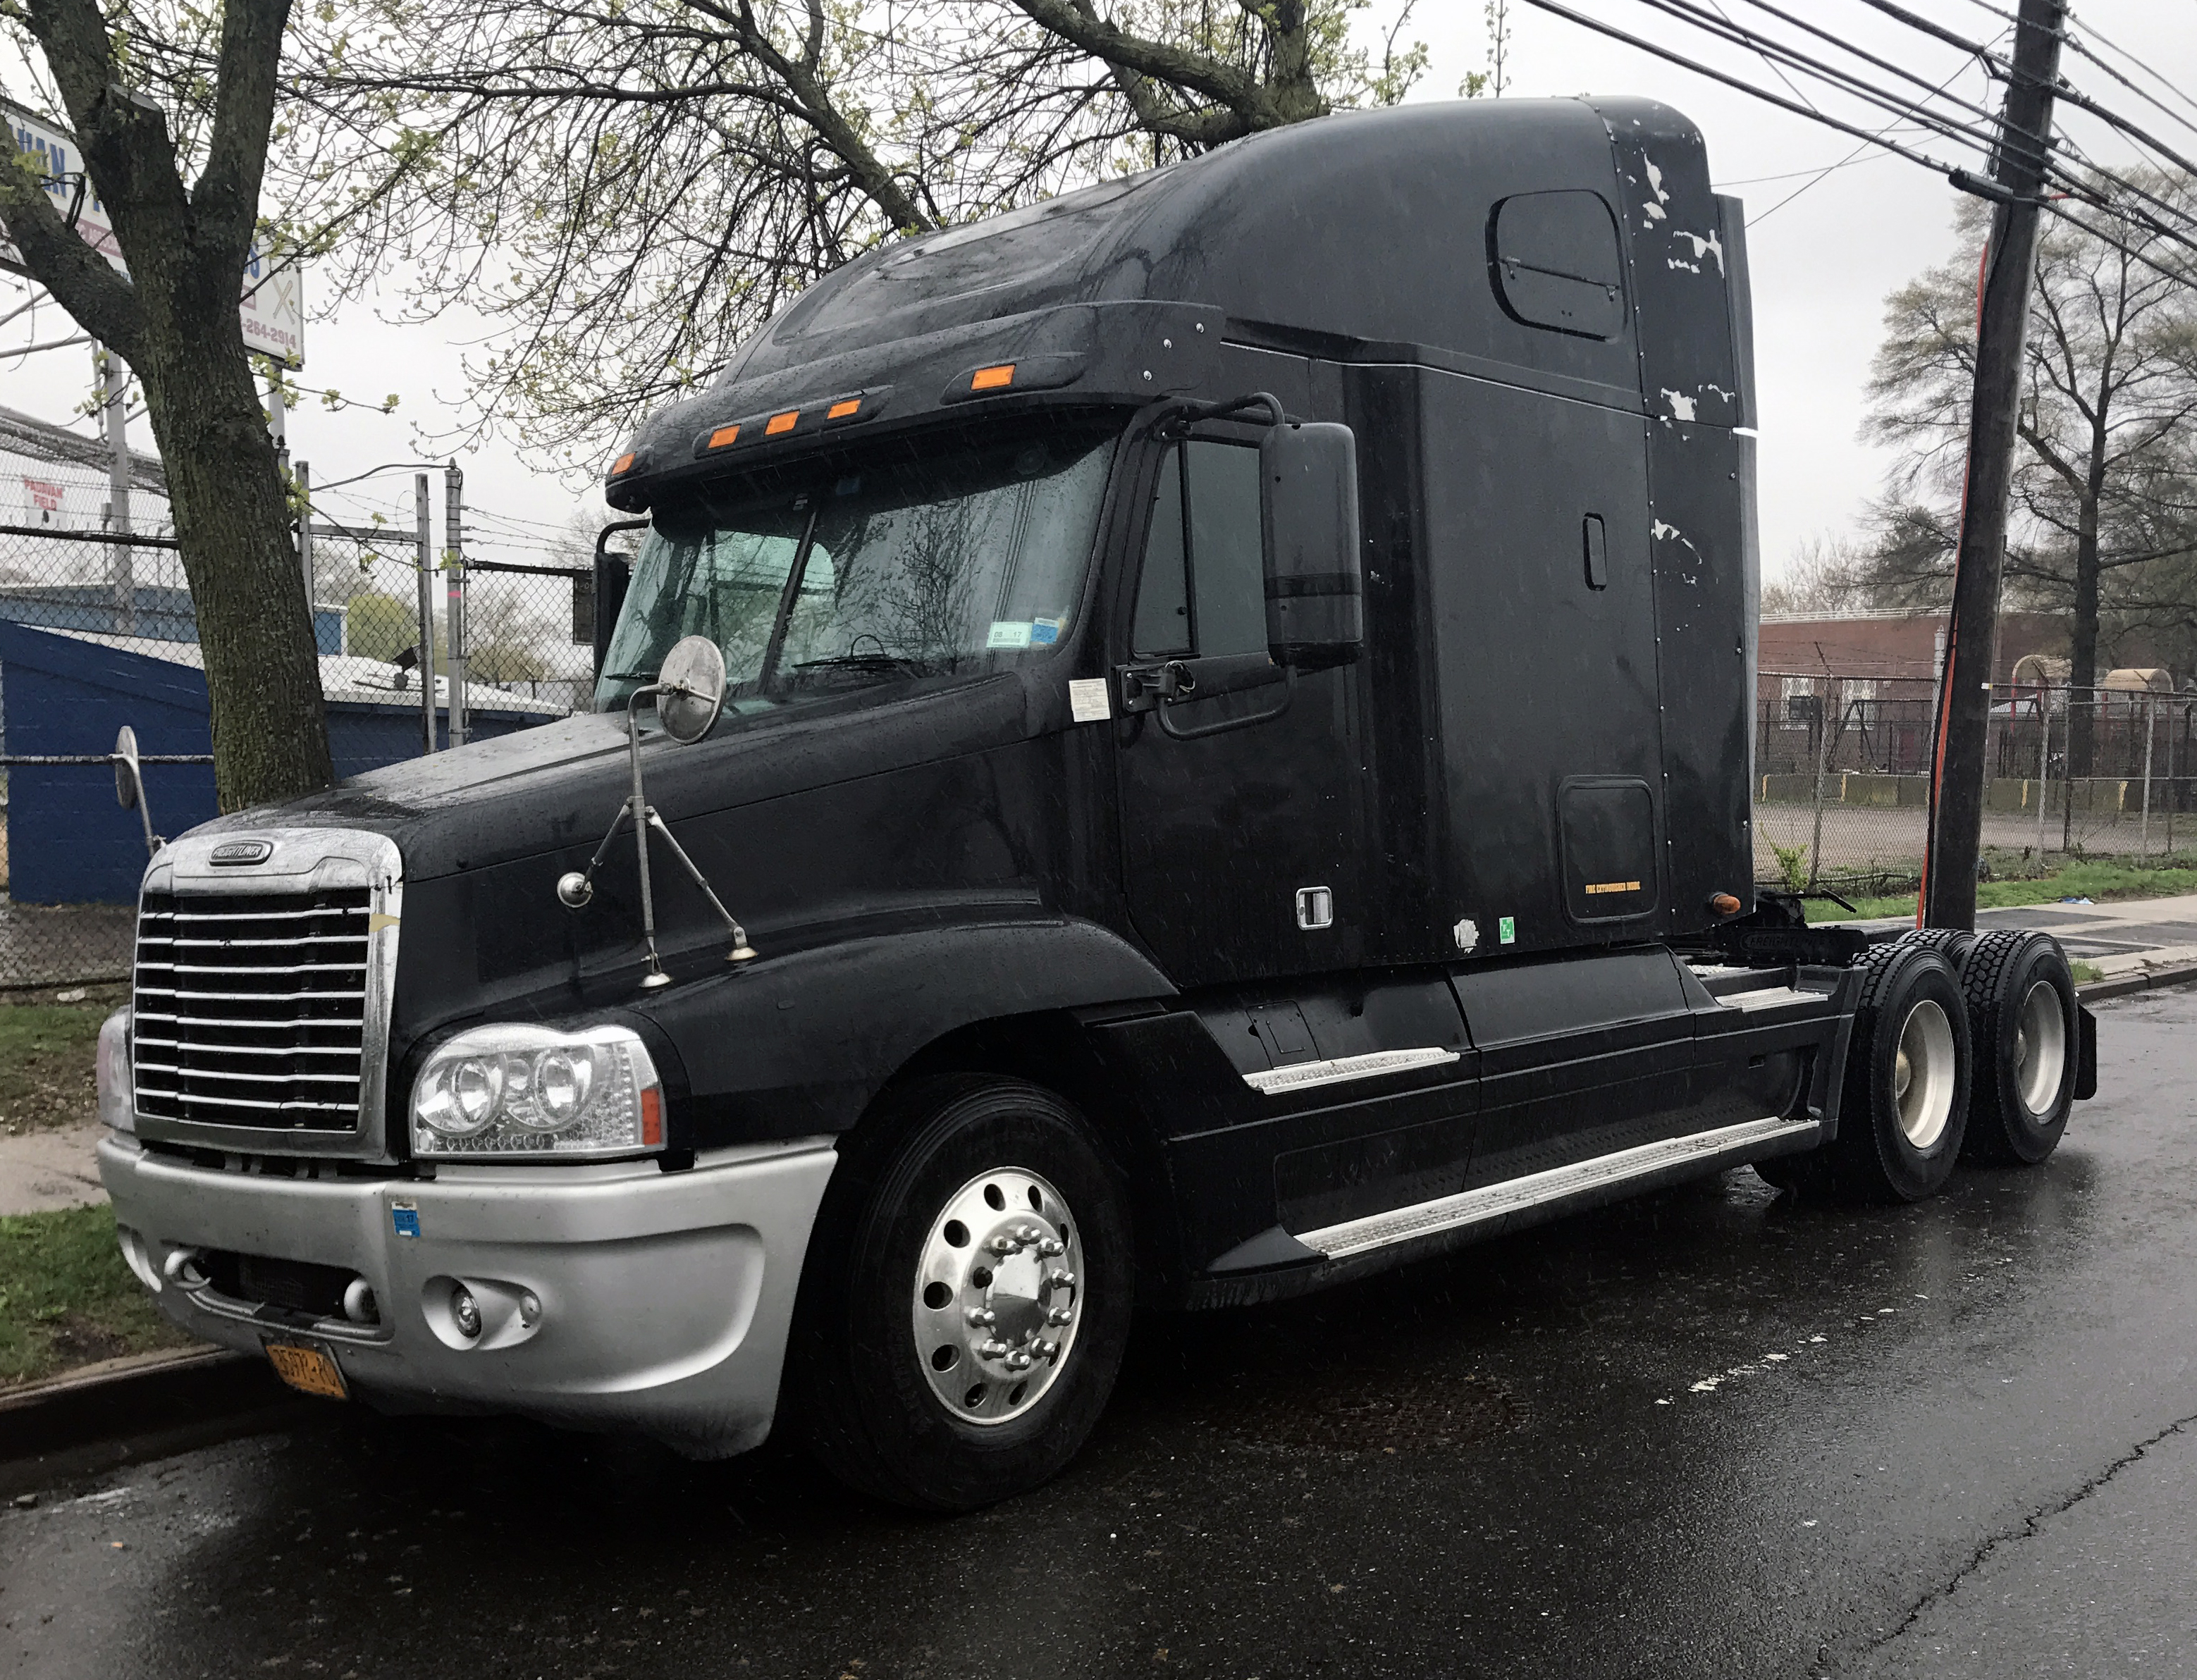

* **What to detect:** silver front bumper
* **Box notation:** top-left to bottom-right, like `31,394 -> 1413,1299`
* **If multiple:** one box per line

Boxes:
97,1133 -> 837,1457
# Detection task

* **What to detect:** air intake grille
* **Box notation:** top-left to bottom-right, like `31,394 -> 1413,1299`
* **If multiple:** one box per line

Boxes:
132,888 -> 372,1132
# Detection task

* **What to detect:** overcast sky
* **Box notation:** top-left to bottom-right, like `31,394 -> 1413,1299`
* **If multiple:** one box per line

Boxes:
4,0 -> 2193,578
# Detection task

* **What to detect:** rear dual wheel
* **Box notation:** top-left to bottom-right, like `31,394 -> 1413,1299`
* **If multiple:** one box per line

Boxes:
1957,930 -> 2078,1165
1758,942 -> 1971,1202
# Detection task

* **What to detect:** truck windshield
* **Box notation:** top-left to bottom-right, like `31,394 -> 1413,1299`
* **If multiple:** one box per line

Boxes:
596,416 -> 1119,716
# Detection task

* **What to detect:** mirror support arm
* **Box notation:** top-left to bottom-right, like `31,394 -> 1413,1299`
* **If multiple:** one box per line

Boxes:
555,665 -> 760,984
1153,663 -> 1296,741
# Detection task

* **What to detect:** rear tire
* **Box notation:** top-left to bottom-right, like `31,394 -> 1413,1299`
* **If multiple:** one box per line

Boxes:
787,1075 -> 1133,1512
1957,930 -> 2078,1166
1821,943 -> 1972,1202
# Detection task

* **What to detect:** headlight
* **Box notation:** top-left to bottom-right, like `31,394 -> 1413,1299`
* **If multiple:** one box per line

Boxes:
411,1024 -> 663,1160
97,1007 -> 135,1133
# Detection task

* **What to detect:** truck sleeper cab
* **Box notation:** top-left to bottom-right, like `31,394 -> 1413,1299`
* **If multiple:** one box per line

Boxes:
96,97 -> 2096,1510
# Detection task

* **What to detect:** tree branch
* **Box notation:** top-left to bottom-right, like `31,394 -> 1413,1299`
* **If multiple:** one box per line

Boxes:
193,0 -> 297,259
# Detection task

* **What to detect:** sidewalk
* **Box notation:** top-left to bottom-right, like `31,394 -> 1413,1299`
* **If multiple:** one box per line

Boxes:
0,1120 -> 106,1217
1835,891 -> 2197,989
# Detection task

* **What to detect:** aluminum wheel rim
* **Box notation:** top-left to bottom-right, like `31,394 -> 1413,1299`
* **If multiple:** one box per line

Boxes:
912,1166 -> 1085,1427
2014,980 -> 2067,1116
1891,997 -> 1957,1150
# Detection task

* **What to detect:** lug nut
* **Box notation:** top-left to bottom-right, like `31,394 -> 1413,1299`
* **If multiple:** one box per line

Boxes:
1045,1270 -> 1076,1291
966,1308 -> 996,1327
987,1235 -> 1020,1256
1038,1340 -> 1061,1361
1015,1224 -> 1041,1242
1038,1238 -> 1066,1256
1047,1307 -> 1073,1326
978,1339 -> 1011,1360
1006,1352 -> 1033,1371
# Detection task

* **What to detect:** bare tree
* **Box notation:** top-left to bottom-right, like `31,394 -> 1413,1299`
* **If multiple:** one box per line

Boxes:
1862,177 -> 2197,772
269,0 -> 1426,465
0,0 -> 334,808
1760,535 -> 1876,619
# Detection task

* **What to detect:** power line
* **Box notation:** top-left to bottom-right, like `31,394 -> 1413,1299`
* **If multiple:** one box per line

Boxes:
1515,0 -> 2197,290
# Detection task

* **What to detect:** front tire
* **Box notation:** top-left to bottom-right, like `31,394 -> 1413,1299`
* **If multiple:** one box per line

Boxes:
787,1075 -> 1133,1512
1958,930 -> 2078,1166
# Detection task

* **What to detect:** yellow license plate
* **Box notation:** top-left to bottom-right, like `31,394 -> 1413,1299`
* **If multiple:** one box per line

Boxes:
264,1340 -> 349,1400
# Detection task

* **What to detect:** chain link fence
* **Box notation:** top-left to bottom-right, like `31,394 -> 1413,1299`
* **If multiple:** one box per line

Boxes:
1,433 -> 598,989
1754,674 -> 2196,896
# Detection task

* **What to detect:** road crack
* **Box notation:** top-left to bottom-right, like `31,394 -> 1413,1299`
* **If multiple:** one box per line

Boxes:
1850,1409 -> 2197,1667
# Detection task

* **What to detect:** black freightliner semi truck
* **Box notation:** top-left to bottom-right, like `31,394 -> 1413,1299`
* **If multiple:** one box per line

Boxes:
95,97 -> 2096,1509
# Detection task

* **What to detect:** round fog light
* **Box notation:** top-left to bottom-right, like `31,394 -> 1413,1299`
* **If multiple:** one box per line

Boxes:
519,1290 -> 542,1328
342,1277 -> 379,1326
450,1285 -> 483,1340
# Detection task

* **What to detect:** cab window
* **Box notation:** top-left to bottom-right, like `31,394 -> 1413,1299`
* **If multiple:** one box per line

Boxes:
1131,440 -> 1265,659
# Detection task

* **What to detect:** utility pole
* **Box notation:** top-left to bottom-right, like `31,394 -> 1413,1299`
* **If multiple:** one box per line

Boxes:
414,473 -> 438,753
98,343 -> 135,637
1920,0 -> 2067,929
445,464 -> 467,748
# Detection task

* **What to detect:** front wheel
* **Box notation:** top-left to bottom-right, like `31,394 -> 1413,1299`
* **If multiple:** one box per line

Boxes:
787,1075 -> 1133,1512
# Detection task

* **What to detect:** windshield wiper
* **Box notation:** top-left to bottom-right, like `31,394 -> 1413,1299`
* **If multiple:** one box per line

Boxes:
787,653 -> 931,681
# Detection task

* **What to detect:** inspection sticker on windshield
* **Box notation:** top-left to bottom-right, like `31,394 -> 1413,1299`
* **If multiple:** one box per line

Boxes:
1030,617 -> 1063,646
1069,679 -> 1112,724
987,621 -> 1033,649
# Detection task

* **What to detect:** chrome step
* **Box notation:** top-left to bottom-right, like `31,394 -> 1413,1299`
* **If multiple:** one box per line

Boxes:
1296,1114 -> 1818,1260
1242,1046 -> 1462,1095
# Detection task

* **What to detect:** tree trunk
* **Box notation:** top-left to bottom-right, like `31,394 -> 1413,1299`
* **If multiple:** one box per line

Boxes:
134,334 -> 334,813
2067,463 -> 2105,780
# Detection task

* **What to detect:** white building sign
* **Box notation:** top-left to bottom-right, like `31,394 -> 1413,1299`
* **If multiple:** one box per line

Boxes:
2,97 -> 305,368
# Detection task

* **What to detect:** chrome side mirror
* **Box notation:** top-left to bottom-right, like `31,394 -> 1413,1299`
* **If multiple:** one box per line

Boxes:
113,725 -> 161,856
655,634 -> 727,743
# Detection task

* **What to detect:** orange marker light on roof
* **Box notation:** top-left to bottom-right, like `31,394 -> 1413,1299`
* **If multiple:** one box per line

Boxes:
766,409 -> 799,436
971,364 -> 1016,391
612,451 -> 636,475
827,398 -> 861,420
708,424 -> 741,450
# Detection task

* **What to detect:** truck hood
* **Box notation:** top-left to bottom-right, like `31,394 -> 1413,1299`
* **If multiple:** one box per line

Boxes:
190,672 -> 1036,884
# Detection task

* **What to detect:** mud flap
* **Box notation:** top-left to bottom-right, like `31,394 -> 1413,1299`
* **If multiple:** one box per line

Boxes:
2074,1004 -> 2098,1101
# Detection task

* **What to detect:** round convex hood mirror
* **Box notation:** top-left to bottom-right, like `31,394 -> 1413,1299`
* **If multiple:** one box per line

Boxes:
655,635 -> 728,743
114,724 -> 142,810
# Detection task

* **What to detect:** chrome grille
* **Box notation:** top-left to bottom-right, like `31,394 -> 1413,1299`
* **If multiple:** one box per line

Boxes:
133,888 -> 372,1130
128,828 -> 402,1159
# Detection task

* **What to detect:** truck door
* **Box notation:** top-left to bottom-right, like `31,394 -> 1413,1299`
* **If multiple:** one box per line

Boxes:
1113,433 -> 1367,988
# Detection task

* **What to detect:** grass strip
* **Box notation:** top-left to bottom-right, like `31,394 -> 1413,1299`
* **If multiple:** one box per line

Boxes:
0,1204 -> 196,1388
0,1003 -> 107,1137
1804,862 -> 2197,925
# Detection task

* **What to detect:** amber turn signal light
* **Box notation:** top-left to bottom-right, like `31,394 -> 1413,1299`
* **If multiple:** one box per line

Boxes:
765,410 -> 799,436
827,398 -> 861,420
611,451 -> 636,476
708,424 -> 741,450
1708,892 -> 1742,917
971,364 -> 1016,391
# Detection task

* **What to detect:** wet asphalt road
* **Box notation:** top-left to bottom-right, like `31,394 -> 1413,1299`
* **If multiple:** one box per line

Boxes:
6,989 -> 2196,1679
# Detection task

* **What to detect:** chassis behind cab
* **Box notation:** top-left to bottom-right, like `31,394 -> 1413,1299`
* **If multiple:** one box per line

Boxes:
97,97 -> 2095,1509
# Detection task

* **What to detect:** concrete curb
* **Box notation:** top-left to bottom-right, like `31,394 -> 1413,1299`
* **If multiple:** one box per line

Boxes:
0,1344 -> 316,1498
2078,961 -> 2197,1003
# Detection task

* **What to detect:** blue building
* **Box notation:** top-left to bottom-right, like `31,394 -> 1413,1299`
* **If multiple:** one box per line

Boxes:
0,619 -> 566,904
